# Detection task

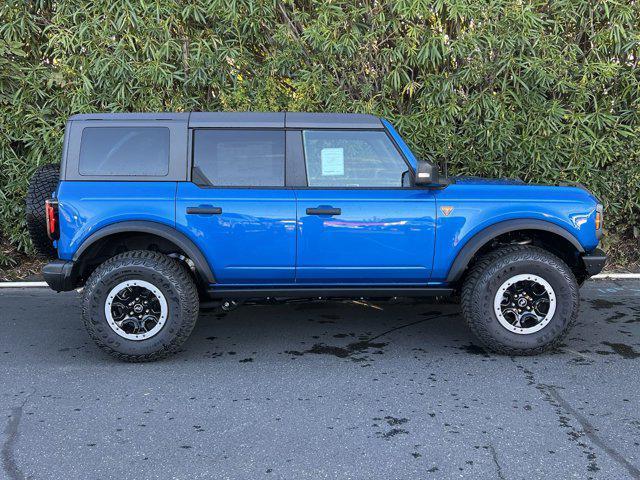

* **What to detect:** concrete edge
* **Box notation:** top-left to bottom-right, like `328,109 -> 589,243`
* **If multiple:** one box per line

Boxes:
0,282 -> 49,288
591,273 -> 640,279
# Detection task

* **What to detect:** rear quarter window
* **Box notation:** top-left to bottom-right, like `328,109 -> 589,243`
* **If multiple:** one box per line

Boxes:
78,127 -> 170,176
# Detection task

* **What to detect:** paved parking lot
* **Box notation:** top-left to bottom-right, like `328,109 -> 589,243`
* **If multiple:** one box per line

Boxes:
1,280 -> 639,479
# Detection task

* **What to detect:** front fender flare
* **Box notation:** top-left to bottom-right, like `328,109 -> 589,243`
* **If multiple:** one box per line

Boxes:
73,220 -> 215,283
445,219 -> 584,283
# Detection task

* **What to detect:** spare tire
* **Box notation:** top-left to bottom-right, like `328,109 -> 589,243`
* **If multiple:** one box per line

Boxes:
25,164 -> 60,258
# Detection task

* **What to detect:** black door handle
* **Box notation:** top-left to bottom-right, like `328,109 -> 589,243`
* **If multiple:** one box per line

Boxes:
306,207 -> 341,216
186,206 -> 222,215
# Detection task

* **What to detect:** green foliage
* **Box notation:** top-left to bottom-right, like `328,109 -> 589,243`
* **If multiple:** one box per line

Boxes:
1,0 -> 639,264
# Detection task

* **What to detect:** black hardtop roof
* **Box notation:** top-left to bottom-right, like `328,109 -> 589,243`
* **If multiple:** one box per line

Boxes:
69,111 -> 384,129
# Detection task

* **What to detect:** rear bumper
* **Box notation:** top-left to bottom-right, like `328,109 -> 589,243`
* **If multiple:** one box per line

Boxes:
42,260 -> 77,292
582,248 -> 607,277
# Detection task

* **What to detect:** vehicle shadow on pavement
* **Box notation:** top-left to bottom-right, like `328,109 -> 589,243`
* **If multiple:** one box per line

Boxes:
187,299 -> 472,364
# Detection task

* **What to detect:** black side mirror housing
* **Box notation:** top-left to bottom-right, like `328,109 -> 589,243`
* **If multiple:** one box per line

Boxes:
414,160 -> 447,187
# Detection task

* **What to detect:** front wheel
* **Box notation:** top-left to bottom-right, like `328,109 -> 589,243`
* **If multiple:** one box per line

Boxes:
82,251 -> 199,362
461,245 -> 579,355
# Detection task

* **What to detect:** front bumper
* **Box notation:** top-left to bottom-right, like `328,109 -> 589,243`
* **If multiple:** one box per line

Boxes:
42,260 -> 77,292
582,248 -> 607,277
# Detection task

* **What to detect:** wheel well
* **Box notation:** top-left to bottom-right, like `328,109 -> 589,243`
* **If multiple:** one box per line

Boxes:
75,232 -> 202,286
463,229 -> 586,284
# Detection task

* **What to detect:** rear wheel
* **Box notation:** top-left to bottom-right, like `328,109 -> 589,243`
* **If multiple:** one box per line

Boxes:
25,164 -> 60,258
461,245 -> 579,355
82,250 -> 199,362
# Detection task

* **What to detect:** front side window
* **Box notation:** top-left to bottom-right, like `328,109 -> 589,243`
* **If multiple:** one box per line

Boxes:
79,127 -> 170,176
302,130 -> 409,187
192,130 -> 285,187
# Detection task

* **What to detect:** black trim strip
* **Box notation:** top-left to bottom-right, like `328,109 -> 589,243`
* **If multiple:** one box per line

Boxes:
205,287 -> 454,299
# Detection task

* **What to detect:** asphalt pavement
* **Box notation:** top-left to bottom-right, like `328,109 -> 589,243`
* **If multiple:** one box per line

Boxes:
1,280 -> 639,480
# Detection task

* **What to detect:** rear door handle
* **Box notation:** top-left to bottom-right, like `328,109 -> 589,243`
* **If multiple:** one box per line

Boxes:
186,206 -> 222,215
306,207 -> 341,216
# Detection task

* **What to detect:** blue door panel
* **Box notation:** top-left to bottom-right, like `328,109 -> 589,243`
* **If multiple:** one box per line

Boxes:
176,183 -> 296,284
295,189 -> 436,284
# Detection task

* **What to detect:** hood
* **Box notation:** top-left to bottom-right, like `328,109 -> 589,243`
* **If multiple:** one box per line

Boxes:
451,175 -> 526,186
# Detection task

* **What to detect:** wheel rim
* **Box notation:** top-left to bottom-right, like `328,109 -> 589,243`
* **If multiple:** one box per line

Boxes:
493,274 -> 556,335
104,280 -> 168,341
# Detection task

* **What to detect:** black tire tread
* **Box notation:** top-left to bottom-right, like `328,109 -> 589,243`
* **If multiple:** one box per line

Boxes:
461,245 -> 579,355
25,164 -> 60,258
82,250 -> 199,362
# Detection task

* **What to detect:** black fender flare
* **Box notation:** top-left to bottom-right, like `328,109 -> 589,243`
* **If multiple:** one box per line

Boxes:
73,220 -> 215,283
446,219 -> 584,283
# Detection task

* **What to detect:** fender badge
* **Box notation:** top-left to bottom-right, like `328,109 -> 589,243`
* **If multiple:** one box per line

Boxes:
440,206 -> 454,216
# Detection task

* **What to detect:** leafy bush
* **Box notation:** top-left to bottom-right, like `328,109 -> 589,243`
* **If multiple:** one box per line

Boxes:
1,0 -> 638,265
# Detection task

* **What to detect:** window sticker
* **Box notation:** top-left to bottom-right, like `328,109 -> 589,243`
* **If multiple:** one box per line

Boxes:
321,148 -> 344,176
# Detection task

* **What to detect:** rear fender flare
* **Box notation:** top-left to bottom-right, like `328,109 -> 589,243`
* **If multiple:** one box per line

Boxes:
73,221 -> 215,283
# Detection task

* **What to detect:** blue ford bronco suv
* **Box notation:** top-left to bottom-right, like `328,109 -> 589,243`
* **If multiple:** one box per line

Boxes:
25,112 -> 606,361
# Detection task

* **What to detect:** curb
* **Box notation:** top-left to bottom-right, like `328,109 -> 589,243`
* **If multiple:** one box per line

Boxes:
0,274 -> 639,288
0,281 -> 49,288
591,273 -> 640,279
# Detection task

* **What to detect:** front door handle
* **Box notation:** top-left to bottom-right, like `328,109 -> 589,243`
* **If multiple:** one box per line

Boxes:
306,207 -> 341,216
186,206 -> 222,215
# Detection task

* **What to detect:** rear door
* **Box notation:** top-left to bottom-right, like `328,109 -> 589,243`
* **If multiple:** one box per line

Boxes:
176,128 -> 296,285
293,129 -> 436,284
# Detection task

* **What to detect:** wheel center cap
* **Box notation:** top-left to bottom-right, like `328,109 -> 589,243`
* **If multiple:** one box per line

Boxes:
133,304 -> 144,314
517,298 -> 528,307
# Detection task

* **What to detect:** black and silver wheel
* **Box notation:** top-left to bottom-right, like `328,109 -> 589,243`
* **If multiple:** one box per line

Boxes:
104,280 -> 169,341
82,250 -> 199,362
494,274 -> 556,334
461,245 -> 579,355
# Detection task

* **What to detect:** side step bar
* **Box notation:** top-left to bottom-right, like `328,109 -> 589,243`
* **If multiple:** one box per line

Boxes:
205,287 -> 455,299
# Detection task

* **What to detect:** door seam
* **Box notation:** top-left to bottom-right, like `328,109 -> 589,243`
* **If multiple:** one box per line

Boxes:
293,188 -> 299,284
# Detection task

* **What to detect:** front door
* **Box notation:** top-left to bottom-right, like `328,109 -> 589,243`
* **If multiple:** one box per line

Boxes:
176,129 -> 296,285
295,129 -> 436,284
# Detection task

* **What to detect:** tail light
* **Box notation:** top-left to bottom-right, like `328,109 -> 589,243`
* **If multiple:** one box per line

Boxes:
45,199 -> 60,240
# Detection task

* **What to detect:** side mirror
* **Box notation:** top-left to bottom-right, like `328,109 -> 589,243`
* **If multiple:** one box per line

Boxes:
414,160 -> 447,187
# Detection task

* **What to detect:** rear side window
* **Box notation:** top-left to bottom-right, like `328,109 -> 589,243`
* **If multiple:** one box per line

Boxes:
302,130 -> 409,187
192,130 -> 285,187
79,127 -> 170,176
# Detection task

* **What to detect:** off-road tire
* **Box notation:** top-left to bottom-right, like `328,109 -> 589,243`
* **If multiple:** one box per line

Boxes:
461,245 -> 579,355
82,250 -> 199,362
25,164 -> 60,258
